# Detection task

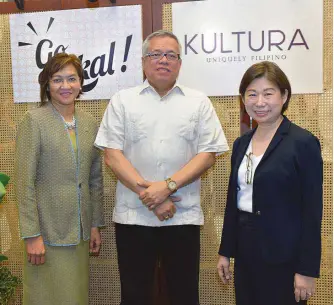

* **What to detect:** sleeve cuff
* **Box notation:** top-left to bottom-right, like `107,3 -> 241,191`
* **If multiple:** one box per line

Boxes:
94,140 -> 123,151
21,233 -> 41,240
198,144 -> 230,156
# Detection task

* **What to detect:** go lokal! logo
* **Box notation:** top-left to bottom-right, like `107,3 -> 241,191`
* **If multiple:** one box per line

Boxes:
18,17 -> 133,92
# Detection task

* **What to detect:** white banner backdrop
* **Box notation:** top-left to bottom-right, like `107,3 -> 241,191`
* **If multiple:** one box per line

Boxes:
10,6 -> 143,103
172,0 -> 323,96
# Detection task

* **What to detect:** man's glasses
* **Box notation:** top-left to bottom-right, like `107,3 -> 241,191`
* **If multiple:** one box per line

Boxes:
245,152 -> 253,184
144,52 -> 181,61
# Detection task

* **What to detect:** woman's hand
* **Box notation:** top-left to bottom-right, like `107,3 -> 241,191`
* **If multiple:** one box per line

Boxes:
294,273 -> 316,302
217,255 -> 232,284
25,235 -> 45,265
90,227 -> 101,255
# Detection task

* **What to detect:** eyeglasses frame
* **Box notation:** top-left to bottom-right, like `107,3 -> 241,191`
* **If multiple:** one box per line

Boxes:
144,52 -> 181,61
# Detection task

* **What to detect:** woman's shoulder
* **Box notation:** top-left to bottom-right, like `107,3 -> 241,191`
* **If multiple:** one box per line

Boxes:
235,129 -> 253,144
19,105 -> 52,124
75,107 -> 99,125
288,121 -> 320,144
26,104 -> 51,115
230,131 -> 250,153
285,121 -> 321,157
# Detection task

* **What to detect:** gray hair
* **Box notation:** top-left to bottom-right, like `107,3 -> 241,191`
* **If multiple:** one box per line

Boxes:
142,30 -> 182,57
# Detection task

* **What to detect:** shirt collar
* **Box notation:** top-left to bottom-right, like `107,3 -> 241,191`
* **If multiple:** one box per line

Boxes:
139,79 -> 185,97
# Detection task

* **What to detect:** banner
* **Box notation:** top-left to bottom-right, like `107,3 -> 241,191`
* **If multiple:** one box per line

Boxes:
10,6 -> 143,103
172,0 -> 323,96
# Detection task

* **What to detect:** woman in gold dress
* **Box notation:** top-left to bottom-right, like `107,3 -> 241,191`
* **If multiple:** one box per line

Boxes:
15,53 -> 105,305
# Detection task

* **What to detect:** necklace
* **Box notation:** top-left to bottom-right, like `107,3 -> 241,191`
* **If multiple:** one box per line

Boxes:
64,116 -> 76,130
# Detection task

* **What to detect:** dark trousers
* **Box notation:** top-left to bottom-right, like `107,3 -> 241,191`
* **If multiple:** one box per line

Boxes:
234,211 -> 307,305
115,223 -> 200,305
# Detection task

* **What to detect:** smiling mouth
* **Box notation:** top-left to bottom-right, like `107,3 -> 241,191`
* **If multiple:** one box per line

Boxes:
60,92 -> 72,97
254,111 -> 268,116
157,68 -> 170,72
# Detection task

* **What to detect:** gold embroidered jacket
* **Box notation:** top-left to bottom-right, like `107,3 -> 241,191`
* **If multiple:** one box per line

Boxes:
15,103 -> 104,245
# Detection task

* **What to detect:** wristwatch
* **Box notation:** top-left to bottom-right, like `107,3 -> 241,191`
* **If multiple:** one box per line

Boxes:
165,178 -> 177,192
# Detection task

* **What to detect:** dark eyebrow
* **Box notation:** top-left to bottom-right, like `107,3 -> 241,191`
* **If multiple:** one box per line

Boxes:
52,74 -> 78,78
246,88 -> 277,93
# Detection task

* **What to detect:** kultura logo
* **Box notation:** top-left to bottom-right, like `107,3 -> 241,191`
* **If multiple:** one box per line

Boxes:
184,29 -> 309,55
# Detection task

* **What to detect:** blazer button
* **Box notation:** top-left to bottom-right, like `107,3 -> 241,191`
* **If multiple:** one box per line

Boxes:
255,210 -> 261,216
78,183 -> 82,188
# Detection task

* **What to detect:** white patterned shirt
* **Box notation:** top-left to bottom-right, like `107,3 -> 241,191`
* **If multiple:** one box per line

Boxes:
95,81 -> 229,226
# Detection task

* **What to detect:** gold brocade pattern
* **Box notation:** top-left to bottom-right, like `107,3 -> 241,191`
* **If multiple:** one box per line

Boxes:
0,2 -> 332,305
23,240 -> 89,305
14,104 -> 104,245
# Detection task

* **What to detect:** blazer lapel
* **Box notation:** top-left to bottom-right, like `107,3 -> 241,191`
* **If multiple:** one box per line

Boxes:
257,116 -> 291,169
47,103 -> 79,167
232,130 -> 254,181
75,109 -> 90,170
75,110 -> 83,168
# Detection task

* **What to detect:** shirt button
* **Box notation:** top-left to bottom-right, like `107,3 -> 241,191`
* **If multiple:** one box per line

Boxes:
255,211 -> 261,216
160,140 -> 164,143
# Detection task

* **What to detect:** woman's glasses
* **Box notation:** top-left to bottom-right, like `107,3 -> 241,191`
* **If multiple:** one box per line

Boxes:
245,152 -> 253,184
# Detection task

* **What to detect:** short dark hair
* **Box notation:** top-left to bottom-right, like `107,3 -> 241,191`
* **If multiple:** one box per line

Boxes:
38,53 -> 84,106
239,61 -> 291,114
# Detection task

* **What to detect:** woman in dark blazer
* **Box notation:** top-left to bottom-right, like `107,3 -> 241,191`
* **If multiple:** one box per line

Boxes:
217,61 -> 323,305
